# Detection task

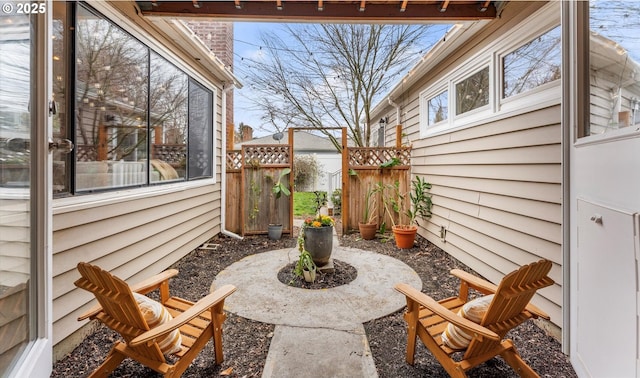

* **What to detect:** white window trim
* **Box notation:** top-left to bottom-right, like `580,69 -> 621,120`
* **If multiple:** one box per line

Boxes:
419,2 -> 561,138
496,6 -> 561,113
419,84 -> 449,138
451,61 -> 492,123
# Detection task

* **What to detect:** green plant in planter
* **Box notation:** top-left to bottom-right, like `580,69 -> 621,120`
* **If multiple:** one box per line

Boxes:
407,175 -> 432,226
266,168 -> 292,240
359,184 -> 378,240
376,177 -> 432,228
292,227 -> 317,283
376,180 -> 404,229
362,185 -> 378,224
271,168 -> 292,199
376,176 -> 433,249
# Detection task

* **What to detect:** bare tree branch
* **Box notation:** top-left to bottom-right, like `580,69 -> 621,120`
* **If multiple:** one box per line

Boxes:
240,23 -> 438,150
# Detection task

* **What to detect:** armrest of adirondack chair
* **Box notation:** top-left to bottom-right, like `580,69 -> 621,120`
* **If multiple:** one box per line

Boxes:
394,283 -> 500,342
77,269 -> 180,321
130,284 -> 237,347
449,269 -> 550,320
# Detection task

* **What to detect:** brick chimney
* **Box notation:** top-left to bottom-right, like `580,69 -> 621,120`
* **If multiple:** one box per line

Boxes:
241,125 -> 253,142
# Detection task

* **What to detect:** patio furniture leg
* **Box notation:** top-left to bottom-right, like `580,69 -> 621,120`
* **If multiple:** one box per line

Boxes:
88,343 -> 126,378
499,341 -> 540,378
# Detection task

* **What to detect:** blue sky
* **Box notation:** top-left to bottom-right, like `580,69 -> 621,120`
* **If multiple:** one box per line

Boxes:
232,22 -> 451,138
233,22 -> 275,137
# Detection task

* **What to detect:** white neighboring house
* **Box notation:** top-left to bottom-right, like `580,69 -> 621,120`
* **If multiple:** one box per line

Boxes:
236,129 -> 341,193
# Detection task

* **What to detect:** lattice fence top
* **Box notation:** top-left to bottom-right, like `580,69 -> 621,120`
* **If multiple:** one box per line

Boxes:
152,144 -> 186,166
76,145 -> 97,162
226,150 -> 242,170
349,147 -> 411,167
243,145 -> 291,166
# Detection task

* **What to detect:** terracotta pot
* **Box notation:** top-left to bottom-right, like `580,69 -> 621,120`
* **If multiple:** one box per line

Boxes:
358,222 -> 378,240
392,225 -> 417,249
304,226 -> 333,266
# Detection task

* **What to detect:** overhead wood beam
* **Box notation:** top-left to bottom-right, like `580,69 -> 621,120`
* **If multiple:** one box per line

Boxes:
136,1 -> 497,21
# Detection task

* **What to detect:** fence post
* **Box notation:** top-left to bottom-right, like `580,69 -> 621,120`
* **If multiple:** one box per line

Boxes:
396,124 -> 403,148
341,127 -> 349,236
288,128 -> 294,237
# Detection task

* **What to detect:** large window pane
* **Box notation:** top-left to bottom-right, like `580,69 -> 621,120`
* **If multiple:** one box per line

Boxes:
587,1 -> 640,136
150,53 -> 187,182
427,90 -> 448,125
0,9 -> 33,374
455,67 -> 489,115
188,79 -> 213,179
503,26 -> 561,98
75,5 -> 149,191
52,2 -> 71,195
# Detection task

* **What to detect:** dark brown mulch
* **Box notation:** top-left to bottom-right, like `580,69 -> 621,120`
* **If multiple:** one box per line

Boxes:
51,227 -> 576,378
277,259 -> 358,289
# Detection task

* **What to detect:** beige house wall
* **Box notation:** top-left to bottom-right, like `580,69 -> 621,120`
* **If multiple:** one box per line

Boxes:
375,1 -> 563,329
51,2 -> 230,355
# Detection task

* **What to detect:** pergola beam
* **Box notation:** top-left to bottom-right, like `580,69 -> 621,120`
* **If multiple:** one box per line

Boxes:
136,1 -> 497,22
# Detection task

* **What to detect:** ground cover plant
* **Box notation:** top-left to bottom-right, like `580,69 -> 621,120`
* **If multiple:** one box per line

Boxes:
52,223 -> 576,377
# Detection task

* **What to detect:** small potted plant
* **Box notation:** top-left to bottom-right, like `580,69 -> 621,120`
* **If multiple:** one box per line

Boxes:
267,168 -> 291,240
378,176 -> 432,249
292,227 -> 317,283
358,184 -> 378,240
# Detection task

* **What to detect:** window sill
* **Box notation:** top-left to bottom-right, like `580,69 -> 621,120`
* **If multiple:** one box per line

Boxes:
52,178 -> 216,214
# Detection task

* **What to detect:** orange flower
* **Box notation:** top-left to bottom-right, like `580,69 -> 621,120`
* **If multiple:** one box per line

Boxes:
312,221 -> 322,227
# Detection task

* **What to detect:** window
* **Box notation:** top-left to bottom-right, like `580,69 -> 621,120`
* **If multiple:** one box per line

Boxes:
150,53 -> 188,182
52,3 -> 217,195
187,79 -> 214,179
75,5 -> 149,191
583,0 -> 640,137
455,67 -> 489,115
503,26 -> 561,99
418,3 -> 560,138
427,90 -> 448,125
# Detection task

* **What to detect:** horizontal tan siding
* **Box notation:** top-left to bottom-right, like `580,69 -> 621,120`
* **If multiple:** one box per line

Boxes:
52,182 -> 222,345
413,105 -> 563,327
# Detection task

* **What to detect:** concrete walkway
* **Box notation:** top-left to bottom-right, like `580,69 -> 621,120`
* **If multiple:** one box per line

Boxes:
211,225 -> 422,377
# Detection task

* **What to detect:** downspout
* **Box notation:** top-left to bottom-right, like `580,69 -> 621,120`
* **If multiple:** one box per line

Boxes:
388,97 -> 401,126
221,83 -> 243,239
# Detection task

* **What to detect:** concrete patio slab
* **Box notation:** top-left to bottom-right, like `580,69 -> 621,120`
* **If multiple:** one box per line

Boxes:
212,246 -> 422,330
261,325 -> 378,378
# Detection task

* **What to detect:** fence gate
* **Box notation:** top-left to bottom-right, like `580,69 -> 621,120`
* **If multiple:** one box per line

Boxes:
225,142 -> 293,236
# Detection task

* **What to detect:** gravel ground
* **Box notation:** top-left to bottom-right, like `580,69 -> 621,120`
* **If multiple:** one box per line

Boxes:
52,224 -> 576,378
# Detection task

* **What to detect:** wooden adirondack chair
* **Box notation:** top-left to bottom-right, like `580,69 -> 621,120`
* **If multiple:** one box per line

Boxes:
75,262 -> 236,377
395,259 -> 554,378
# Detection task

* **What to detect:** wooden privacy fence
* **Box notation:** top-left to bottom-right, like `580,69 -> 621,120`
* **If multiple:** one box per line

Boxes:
225,145 -> 293,236
345,146 -> 411,232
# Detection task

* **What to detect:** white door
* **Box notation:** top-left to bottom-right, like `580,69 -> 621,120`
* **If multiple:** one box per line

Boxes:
567,1 -> 640,377
0,3 -> 53,377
